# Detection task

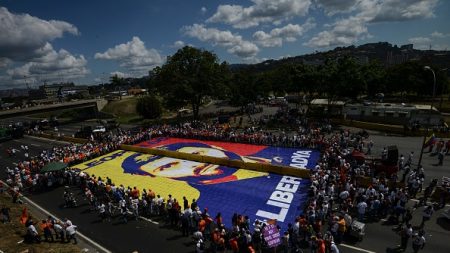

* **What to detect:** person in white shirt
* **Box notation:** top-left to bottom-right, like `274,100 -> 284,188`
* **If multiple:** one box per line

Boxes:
65,224 -> 78,244
27,222 -> 40,243
53,221 -> 65,241
98,203 -> 106,222
412,232 -> 426,253
420,205 -> 434,228
400,223 -> 413,251
357,200 -> 368,221
330,240 -> 340,253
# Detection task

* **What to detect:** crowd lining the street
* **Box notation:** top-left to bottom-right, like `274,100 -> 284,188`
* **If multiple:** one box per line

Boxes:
2,121 -> 449,253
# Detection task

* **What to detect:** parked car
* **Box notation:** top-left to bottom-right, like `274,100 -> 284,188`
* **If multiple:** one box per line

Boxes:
92,125 -> 106,133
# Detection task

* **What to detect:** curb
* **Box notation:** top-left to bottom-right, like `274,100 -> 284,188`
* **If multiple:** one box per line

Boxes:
0,180 -> 112,253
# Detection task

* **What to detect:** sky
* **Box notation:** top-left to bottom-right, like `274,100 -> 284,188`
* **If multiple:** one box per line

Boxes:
0,0 -> 449,89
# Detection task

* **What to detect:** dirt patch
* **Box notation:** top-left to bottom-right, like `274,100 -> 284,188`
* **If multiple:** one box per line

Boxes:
102,97 -> 138,116
0,193 -> 82,253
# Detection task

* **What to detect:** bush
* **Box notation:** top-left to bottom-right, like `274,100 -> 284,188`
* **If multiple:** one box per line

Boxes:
136,95 -> 162,119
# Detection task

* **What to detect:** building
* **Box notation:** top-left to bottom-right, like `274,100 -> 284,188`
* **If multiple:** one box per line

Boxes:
28,83 -> 89,100
128,87 -> 147,96
344,102 -> 444,126
309,98 -> 346,115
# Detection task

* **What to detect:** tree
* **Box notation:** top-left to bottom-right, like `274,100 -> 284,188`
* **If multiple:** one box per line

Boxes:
110,74 -> 127,100
153,46 -> 230,119
136,95 -> 162,119
361,60 -> 386,97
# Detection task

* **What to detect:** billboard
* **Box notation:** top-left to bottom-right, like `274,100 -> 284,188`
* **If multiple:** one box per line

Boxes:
73,138 -> 320,231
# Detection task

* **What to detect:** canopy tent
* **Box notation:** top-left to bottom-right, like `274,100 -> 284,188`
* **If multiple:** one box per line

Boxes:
41,162 -> 68,173
351,150 -> 366,162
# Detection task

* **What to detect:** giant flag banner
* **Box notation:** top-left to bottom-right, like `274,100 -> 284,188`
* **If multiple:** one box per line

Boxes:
73,137 -> 320,231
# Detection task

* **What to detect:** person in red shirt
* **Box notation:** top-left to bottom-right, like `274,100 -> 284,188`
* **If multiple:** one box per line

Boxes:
229,236 -> 239,253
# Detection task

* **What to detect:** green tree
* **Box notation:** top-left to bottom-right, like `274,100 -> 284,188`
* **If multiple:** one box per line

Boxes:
153,46 -> 230,119
136,95 -> 162,119
361,60 -> 386,97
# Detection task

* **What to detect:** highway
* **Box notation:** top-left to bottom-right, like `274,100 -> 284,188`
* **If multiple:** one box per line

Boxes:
0,133 -> 449,253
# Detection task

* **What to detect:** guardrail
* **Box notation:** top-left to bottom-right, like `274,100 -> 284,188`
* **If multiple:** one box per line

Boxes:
30,132 -> 88,144
332,119 -> 450,138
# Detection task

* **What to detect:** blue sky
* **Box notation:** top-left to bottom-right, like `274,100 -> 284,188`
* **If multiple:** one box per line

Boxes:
0,0 -> 449,89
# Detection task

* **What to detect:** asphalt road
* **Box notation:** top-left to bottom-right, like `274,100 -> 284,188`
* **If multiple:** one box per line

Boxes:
0,133 -> 449,253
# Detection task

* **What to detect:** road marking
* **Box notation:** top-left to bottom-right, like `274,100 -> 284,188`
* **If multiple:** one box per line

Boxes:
340,244 -> 376,253
25,134 -> 71,144
30,143 -> 41,147
410,198 -> 450,207
0,179 -> 112,253
139,215 -> 159,225
25,197 -> 112,253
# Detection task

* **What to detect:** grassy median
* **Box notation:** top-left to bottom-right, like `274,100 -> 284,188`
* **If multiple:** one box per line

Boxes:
0,193 -> 82,253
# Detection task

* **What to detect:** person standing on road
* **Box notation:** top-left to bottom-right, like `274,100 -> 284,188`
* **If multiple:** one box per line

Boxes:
437,150 -> 444,166
65,223 -> 78,244
411,231 -> 426,253
119,198 -> 128,223
420,205 -> 434,228
26,220 -> 40,243
357,199 -> 368,222
330,240 -> 340,253
399,223 -> 413,251
53,221 -> 65,242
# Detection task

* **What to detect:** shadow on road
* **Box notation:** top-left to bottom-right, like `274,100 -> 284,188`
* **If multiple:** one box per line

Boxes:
436,217 -> 450,231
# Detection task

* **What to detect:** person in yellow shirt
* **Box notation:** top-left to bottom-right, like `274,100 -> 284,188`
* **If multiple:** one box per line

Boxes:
337,215 -> 346,244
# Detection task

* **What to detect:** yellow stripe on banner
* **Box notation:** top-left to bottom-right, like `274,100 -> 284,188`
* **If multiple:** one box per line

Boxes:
71,150 -> 201,203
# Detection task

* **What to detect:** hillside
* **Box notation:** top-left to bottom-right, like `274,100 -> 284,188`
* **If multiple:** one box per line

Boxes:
231,42 -> 450,73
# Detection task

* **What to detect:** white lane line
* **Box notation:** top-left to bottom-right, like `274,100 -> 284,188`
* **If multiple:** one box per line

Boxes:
410,198 -> 450,207
340,244 -> 376,253
0,180 -> 112,253
24,197 -> 112,253
139,215 -> 159,225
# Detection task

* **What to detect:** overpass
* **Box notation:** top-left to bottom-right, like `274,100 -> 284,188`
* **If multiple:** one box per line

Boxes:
0,99 -> 107,119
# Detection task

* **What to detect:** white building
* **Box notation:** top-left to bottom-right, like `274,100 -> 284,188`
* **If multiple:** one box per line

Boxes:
344,102 -> 443,126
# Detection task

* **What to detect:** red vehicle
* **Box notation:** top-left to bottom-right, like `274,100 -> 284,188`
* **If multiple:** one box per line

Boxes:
351,145 -> 399,176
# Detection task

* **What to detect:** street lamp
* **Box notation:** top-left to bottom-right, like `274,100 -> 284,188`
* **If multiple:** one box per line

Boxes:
417,66 -> 436,169
438,68 -> 448,111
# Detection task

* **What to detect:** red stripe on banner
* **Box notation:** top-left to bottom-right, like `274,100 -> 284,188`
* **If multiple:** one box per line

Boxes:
140,137 -> 267,156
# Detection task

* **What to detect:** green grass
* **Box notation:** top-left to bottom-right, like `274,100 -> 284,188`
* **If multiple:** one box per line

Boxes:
101,97 -> 140,123
0,194 -> 82,253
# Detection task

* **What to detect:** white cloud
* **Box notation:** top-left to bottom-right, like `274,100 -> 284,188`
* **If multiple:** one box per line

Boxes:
95,36 -> 164,72
0,58 -> 12,68
228,41 -> 260,58
407,36 -> 449,51
408,37 -> 431,44
207,0 -> 312,29
431,31 -> 447,38
253,19 -> 315,47
305,16 -> 368,48
201,7 -> 207,14
182,24 -> 259,58
306,0 -> 438,48
0,7 -> 87,87
0,7 -> 79,62
315,0 -> 358,15
110,71 -> 128,78
369,0 -> 438,23
6,43 -> 88,84
171,40 -> 186,48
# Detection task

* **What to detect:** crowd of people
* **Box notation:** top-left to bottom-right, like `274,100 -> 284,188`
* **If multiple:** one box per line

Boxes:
2,120 -> 449,253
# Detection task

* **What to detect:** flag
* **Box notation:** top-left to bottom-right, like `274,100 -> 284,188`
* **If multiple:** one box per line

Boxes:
423,134 -> 436,148
19,207 -> 28,225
